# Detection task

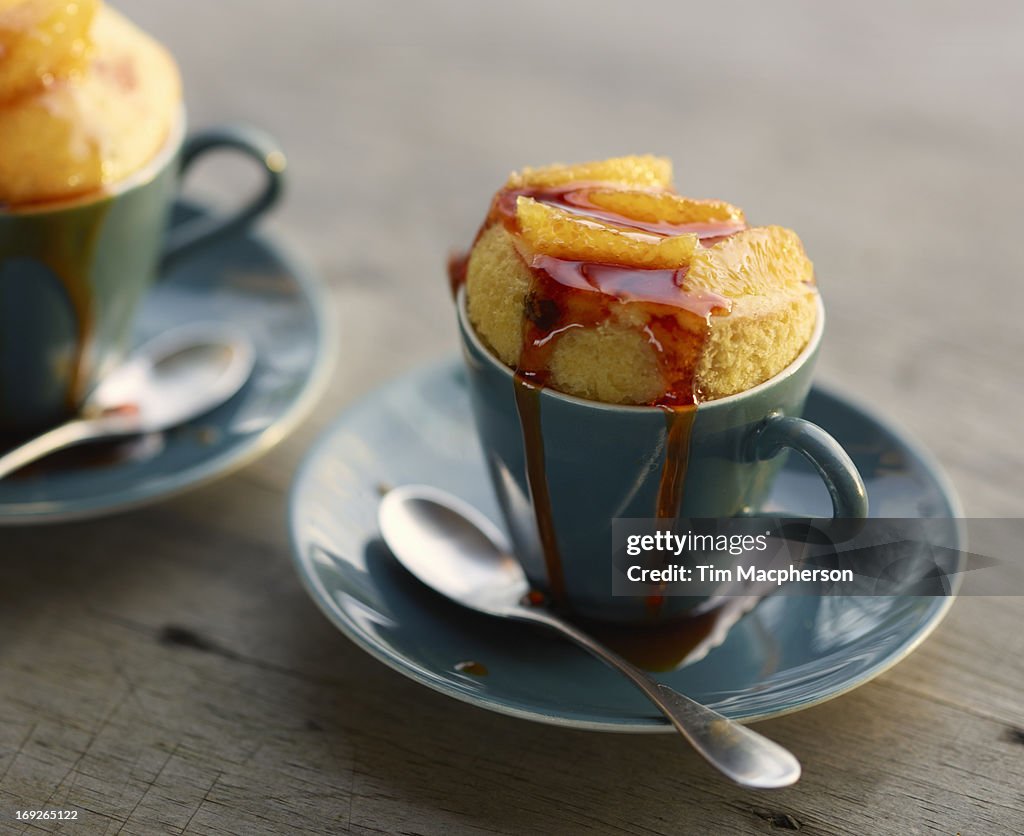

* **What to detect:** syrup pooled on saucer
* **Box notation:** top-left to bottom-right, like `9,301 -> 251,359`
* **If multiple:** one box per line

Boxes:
454,660 -> 489,677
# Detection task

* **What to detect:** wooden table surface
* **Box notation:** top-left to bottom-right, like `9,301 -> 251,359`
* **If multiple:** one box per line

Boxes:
2,2 -> 1023,833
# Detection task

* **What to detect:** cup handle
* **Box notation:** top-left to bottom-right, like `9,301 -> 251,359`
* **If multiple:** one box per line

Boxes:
750,412 -> 869,530
160,125 -> 286,271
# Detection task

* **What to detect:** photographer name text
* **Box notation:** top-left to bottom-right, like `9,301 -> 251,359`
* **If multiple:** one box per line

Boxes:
625,563 -> 854,586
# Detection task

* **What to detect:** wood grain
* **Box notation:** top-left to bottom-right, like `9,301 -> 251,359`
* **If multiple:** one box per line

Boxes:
2,0 -> 1023,833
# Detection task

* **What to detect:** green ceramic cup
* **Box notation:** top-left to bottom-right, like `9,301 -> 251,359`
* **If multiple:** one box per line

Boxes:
0,116 -> 284,433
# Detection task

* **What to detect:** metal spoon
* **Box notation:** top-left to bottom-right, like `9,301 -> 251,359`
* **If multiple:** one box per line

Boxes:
378,484 -> 801,789
0,322 -> 255,479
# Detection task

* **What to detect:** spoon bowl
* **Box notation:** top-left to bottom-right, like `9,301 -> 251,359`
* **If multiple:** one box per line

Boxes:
88,322 -> 255,429
0,322 -> 255,479
379,485 -> 529,615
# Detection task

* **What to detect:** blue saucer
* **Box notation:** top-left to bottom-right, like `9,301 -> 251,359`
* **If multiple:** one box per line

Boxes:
0,201 -> 334,525
288,359 -> 963,729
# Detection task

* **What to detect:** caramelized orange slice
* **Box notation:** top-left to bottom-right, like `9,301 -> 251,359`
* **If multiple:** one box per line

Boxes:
585,190 -> 744,226
515,196 -> 698,269
684,226 -> 814,298
506,155 -> 672,191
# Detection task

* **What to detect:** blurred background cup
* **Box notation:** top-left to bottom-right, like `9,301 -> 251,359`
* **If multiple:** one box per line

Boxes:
0,114 -> 284,435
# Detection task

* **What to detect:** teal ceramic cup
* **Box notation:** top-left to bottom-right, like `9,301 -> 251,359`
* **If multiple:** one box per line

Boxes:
457,289 -> 868,623
0,115 -> 284,433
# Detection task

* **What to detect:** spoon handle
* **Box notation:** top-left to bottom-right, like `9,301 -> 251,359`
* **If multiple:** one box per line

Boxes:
0,414 -> 140,479
508,605 -> 801,789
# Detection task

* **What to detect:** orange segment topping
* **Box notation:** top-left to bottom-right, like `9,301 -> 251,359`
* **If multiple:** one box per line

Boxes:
685,226 -> 813,299
584,190 -> 745,227
515,196 -> 699,269
505,155 -> 672,190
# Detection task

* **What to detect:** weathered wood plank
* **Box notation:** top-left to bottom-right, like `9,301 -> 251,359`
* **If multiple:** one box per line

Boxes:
2,513 -> 1022,834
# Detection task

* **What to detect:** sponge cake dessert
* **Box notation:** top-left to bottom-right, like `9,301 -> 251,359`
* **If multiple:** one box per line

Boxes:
452,156 -> 818,406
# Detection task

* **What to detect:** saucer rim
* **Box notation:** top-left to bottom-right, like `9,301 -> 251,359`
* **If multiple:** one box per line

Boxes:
288,359 -> 964,732
0,199 -> 336,526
